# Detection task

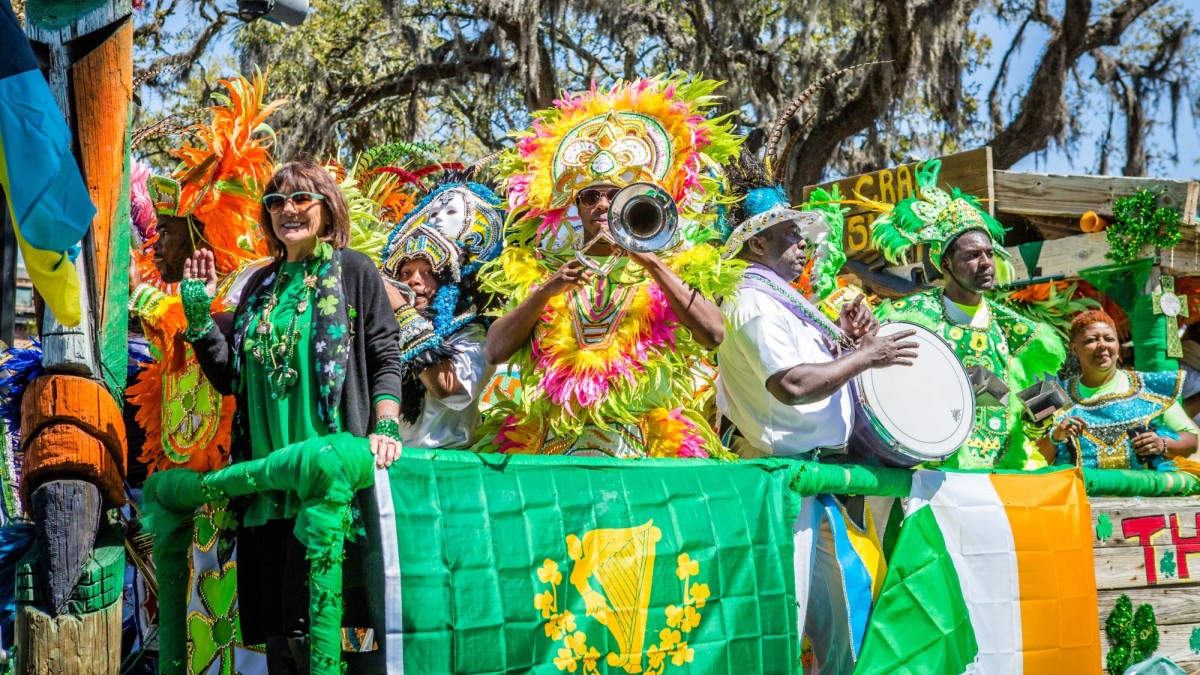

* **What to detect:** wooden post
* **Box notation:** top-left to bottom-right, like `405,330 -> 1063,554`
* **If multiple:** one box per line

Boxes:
18,3 -> 134,674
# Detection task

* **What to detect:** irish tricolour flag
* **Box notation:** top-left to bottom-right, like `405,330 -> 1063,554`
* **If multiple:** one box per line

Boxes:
856,470 -> 1101,674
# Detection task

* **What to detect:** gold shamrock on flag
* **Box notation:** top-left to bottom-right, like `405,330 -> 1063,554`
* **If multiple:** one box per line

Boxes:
534,521 -> 706,674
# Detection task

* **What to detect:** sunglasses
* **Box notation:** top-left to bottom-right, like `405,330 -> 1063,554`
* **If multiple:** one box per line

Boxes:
263,191 -> 326,212
576,187 -> 619,208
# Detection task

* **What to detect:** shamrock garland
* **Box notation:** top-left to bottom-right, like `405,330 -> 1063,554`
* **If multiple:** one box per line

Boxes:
1105,594 -> 1159,673
1105,190 -> 1182,265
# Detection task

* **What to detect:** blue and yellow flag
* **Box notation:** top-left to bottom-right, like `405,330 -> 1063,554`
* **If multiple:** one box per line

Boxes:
0,3 -> 95,326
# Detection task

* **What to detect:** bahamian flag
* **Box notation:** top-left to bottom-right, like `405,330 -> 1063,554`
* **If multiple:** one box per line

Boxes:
373,450 -> 801,673
0,2 -> 95,326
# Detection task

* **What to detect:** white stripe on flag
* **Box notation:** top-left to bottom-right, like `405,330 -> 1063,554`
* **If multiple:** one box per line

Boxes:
792,495 -> 818,649
908,471 -> 1022,675
373,466 -> 405,674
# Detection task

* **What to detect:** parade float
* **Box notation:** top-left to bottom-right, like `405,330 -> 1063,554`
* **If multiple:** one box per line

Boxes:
2,2 -> 1200,674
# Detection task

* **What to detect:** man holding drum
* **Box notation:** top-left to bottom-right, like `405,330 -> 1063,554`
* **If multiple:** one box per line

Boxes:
716,202 -> 920,460
870,159 -> 1065,469
715,158 -> 918,675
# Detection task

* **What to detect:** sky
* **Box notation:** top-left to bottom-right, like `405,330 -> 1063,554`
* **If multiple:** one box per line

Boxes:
970,4 -> 1199,180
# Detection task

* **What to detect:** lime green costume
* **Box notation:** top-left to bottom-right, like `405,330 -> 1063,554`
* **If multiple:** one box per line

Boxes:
869,160 -> 1065,468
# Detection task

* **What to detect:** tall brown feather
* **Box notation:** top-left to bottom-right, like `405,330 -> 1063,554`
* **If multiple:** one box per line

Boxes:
764,61 -> 891,179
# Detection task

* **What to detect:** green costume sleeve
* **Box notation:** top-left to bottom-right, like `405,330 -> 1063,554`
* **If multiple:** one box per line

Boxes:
1160,403 -> 1199,434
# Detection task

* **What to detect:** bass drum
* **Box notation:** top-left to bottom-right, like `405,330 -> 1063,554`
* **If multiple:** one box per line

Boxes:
848,321 -> 975,467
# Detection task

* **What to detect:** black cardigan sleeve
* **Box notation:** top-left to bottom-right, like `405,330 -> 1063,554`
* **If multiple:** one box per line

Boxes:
345,250 -> 403,404
187,264 -> 270,397
189,318 -> 238,396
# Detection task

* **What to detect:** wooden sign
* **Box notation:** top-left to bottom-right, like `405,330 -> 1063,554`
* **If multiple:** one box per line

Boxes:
800,147 -> 994,262
1091,497 -> 1200,670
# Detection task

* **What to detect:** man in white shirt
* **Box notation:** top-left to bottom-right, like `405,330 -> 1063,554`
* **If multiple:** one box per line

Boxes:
717,210 -> 917,460
715,174 -> 917,675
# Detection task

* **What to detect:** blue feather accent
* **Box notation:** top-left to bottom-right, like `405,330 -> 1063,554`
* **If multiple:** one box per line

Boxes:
743,186 -> 790,217
0,341 -> 44,430
431,284 -> 461,334
0,523 -> 35,644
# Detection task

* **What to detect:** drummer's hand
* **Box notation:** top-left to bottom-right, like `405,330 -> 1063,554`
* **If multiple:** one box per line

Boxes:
837,295 -> 877,341
858,327 -> 919,368
1050,416 -> 1087,443
1132,431 -> 1167,458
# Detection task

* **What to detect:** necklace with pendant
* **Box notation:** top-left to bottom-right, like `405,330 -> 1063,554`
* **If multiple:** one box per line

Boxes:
249,261 -> 319,399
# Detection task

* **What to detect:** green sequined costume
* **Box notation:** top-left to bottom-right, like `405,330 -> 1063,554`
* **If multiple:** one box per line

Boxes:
876,289 -> 1065,468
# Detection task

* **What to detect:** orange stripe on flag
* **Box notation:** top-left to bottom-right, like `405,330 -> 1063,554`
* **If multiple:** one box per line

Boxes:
991,470 -> 1101,673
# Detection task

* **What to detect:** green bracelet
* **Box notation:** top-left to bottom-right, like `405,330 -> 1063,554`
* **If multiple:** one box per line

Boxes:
374,417 -> 402,441
181,279 -> 215,341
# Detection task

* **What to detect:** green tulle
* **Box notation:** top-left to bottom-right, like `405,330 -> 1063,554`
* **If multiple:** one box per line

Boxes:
800,185 -> 848,299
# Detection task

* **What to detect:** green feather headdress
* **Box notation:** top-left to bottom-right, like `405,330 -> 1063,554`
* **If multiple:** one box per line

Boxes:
866,159 -> 1009,273
799,185 -> 848,299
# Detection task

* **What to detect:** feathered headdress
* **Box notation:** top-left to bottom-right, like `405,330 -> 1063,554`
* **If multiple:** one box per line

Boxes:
497,73 -> 742,246
866,158 -> 1009,272
148,72 -> 285,276
329,142 -> 443,263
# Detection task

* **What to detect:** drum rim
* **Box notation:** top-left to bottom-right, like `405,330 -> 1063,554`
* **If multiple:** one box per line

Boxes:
854,320 -> 977,460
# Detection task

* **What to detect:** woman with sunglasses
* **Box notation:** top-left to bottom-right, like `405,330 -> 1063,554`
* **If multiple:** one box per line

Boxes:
180,160 -> 402,669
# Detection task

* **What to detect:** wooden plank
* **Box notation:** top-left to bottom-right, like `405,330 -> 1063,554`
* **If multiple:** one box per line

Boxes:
1091,501 -> 1200,590
1004,231 -> 1127,281
1159,225 -> 1200,276
994,170 -> 1200,224
801,147 -> 994,263
1098,585 -> 1200,626
1090,498 -> 1200,549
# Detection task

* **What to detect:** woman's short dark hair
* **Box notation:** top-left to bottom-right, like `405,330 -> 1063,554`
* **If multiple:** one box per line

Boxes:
260,161 -> 350,257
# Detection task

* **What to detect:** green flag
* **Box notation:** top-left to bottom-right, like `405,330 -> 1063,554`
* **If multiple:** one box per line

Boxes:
378,450 -> 802,674
853,504 -> 978,675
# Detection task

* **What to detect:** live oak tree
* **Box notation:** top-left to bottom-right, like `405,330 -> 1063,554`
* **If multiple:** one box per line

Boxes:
130,0 -> 1196,184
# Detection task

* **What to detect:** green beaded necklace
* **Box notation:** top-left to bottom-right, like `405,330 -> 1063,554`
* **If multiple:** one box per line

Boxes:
248,259 -> 320,399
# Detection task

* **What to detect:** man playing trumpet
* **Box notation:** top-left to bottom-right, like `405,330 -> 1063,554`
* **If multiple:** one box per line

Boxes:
479,74 -> 743,458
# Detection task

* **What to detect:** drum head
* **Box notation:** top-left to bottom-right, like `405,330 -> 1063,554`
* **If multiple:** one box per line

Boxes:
856,321 -> 975,461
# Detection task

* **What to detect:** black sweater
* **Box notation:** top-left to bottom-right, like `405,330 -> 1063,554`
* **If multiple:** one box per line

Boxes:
189,248 -> 402,461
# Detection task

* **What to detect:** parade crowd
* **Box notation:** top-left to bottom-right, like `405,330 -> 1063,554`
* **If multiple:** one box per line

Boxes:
119,71 -> 1198,673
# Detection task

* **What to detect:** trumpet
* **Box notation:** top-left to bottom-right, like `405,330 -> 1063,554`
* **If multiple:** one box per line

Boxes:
576,183 -> 679,272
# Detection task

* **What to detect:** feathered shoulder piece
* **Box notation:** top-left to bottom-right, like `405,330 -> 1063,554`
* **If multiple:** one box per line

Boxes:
799,185 -> 848,299
866,158 -> 1008,270
496,73 -> 742,249
150,71 -> 286,276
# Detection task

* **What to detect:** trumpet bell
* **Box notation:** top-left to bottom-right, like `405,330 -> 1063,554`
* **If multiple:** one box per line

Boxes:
608,183 -> 678,253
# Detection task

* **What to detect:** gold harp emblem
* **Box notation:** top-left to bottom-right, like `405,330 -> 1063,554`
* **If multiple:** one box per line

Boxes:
535,520 -> 707,674
566,521 -> 661,673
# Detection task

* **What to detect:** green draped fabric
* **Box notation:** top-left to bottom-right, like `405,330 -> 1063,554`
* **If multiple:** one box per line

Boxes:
142,438 -> 1200,674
